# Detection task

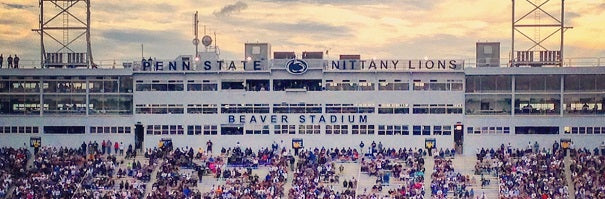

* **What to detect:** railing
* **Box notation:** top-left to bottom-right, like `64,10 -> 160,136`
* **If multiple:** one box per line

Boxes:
463,57 -> 604,68
4,57 -> 604,70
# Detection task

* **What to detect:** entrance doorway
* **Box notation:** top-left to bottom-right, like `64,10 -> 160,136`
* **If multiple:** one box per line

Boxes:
454,123 -> 464,154
135,123 -> 144,150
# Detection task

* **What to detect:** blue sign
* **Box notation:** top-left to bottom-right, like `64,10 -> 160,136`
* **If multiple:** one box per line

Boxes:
286,59 -> 308,74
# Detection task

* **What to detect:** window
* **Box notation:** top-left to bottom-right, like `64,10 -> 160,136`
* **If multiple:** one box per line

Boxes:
0,126 -> 38,134
146,125 -> 184,135
42,94 -> 86,115
465,94 -> 512,115
274,125 -> 295,134
413,126 -> 421,135
204,125 -> 218,135
514,94 -> 561,115
90,126 -> 130,134
135,104 -> 184,114
563,94 -> 605,115
515,75 -> 560,92
246,80 -> 270,91
273,79 -> 322,91
433,126 -> 442,135
222,81 -> 245,90
515,126 -> 559,134
352,125 -> 374,134
565,75 -> 605,92
187,80 -> 218,91
422,126 -> 431,135
0,95 -> 41,115
221,104 -> 269,114
326,125 -> 348,134
378,104 -> 409,114
187,104 -> 218,114
221,126 -> 243,135
274,103 -> 322,113
378,80 -> 409,91
465,75 -> 512,93
44,126 -> 85,134
298,125 -> 320,134
246,125 -> 270,135
136,80 -> 183,91
413,80 -> 429,91
89,95 -> 133,115
326,104 -> 374,113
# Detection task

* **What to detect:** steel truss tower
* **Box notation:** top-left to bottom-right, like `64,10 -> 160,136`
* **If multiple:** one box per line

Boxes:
511,0 -> 571,67
32,0 -> 94,68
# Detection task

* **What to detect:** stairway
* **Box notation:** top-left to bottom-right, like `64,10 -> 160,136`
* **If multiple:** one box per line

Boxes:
564,155 -> 575,199
424,156 -> 434,198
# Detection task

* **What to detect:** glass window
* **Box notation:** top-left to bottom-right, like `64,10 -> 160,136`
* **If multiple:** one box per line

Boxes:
515,94 -> 561,115
466,75 -> 511,93
465,94 -> 512,115
563,94 -> 605,115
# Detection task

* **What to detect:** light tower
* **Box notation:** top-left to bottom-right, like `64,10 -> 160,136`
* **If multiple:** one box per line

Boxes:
32,0 -> 94,68
511,0 -> 571,67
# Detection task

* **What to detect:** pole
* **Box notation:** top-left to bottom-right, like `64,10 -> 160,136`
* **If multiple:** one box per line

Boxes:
560,0 -> 564,67
511,0 -> 515,67
40,0 -> 44,68
141,44 -> 144,59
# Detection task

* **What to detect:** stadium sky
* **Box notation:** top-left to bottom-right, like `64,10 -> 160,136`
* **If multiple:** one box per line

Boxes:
0,0 -> 604,63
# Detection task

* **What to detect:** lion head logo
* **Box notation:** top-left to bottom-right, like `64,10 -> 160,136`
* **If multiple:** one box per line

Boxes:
286,59 -> 308,75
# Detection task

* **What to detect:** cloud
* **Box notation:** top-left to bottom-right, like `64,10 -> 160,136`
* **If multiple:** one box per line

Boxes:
214,1 -> 248,17
1,3 -> 33,10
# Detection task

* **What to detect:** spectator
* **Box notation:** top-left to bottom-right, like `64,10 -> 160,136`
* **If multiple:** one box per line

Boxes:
0,54 -> 3,68
13,55 -> 19,68
7,55 -> 12,68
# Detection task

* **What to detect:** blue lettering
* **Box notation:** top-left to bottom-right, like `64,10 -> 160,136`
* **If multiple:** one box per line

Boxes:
142,61 -> 151,71
182,61 -> 190,70
309,115 -> 316,123
330,115 -> 337,123
168,61 -> 177,70
359,115 -> 368,123
369,61 -> 377,69
204,61 -> 211,70
319,115 -> 326,123
228,61 -> 236,70
239,115 -> 245,123
348,115 -> 355,123
217,60 -> 224,70
349,60 -> 357,69
155,61 -> 164,71
331,61 -> 340,69
260,115 -> 267,123
254,61 -> 261,70
299,115 -> 305,123
271,115 -> 277,123
250,115 -> 257,123
281,115 -> 288,123
228,115 -> 235,123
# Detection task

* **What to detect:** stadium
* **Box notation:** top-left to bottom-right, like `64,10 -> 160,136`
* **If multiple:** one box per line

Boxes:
0,0 -> 604,198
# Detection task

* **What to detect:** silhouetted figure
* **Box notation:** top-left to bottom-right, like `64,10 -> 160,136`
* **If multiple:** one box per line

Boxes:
13,55 -> 19,68
0,54 -> 3,68
7,55 -> 12,68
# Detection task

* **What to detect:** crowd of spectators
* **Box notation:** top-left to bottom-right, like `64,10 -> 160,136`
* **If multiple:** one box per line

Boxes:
359,147 -> 426,198
0,54 -> 20,69
497,146 -> 569,198
147,147 -> 202,199
0,147 -> 29,198
289,148 -> 355,198
430,158 -> 471,199
570,148 -> 605,198
204,146 -> 289,198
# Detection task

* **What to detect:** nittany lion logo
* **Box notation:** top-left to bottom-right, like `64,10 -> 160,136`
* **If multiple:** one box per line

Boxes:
286,59 -> 308,74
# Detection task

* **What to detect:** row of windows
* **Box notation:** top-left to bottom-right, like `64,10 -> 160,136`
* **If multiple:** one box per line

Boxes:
0,76 -> 133,93
135,104 -> 462,115
186,125 -> 219,135
135,80 -> 184,91
146,125 -> 185,135
466,75 -> 605,93
564,126 -> 605,135
0,94 -> 133,115
465,94 -> 605,115
0,126 -> 39,134
135,104 -> 184,114
467,126 -> 511,134
133,79 -> 463,92
90,126 -> 132,134
142,125 -> 453,136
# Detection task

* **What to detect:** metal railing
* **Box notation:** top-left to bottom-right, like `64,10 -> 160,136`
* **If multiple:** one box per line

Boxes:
3,57 -> 604,70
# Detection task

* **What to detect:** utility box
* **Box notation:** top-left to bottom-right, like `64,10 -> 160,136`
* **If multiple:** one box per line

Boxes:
476,42 -> 500,67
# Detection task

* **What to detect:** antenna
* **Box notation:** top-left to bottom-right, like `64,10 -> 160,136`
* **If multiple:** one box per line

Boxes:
192,11 -> 200,60
32,0 -> 94,68
511,0 -> 572,67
